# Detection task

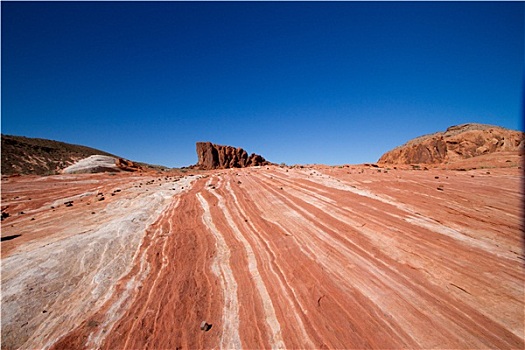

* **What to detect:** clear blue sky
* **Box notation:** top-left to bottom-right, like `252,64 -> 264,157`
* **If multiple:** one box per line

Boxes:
2,2 -> 523,167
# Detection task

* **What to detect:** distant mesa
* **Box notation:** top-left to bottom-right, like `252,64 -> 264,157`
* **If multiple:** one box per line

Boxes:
378,123 -> 524,165
194,142 -> 271,170
62,155 -> 142,174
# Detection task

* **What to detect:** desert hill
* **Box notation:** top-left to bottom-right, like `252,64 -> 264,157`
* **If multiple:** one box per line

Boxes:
1,135 -> 121,175
378,123 -> 524,165
1,135 -> 167,175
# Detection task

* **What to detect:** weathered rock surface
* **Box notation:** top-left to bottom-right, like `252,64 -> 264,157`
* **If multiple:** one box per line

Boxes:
195,142 -> 270,169
378,123 -> 524,165
115,158 -> 142,172
1,162 -> 523,349
62,155 -> 142,174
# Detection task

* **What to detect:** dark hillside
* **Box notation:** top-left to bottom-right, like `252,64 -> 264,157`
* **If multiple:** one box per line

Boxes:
1,135 -> 117,175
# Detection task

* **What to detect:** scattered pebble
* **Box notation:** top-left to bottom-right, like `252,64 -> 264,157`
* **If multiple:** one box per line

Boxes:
200,321 -> 212,331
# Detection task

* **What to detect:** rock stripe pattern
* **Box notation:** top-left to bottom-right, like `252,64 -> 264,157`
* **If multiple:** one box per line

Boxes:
1,166 -> 523,349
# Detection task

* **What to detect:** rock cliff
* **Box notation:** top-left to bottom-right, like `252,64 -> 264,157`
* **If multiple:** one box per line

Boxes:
195,142 -> 270,169
378,123 -> 524,165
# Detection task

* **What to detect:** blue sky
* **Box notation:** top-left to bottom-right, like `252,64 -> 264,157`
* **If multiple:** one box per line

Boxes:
2,2 -> 523,167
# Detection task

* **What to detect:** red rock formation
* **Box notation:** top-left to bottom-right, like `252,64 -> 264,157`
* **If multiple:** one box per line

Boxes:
378,123 -> 524,165
115,158 -> 142,172
195,142 -> 270,169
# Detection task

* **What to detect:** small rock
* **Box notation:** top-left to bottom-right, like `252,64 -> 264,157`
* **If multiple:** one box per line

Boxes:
200,321 -> 212,331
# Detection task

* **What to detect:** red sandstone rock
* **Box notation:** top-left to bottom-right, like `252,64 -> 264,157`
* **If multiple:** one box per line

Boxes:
115,158 -> 142,172
195,142 -> 270,169
1,162 -> 523,349
378,123 -> 524,165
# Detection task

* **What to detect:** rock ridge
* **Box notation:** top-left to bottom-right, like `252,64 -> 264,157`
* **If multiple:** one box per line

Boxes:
378,123 -> 524,165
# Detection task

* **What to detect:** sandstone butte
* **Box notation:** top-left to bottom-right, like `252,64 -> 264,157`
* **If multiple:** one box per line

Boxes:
195,142 -> 270,170
1,140 -> 524,349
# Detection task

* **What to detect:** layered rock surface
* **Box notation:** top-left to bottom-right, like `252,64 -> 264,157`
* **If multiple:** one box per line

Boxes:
378,123 -> 524,165
1,164 -> 523,349
62,155 -> 142,174
195,142 -> 270,169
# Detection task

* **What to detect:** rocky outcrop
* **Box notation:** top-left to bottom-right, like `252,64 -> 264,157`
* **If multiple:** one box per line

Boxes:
195,142 -> 270,169
378,123 -> 524,165
115,158 -> 142,172
62,155 -> 142,174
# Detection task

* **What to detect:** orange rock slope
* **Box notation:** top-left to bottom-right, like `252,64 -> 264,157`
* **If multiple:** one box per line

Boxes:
1,164 -> 523,349
378,123 -> 524,165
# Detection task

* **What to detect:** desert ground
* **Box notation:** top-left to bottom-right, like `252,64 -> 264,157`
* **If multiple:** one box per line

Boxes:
1,161 -> 524,349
